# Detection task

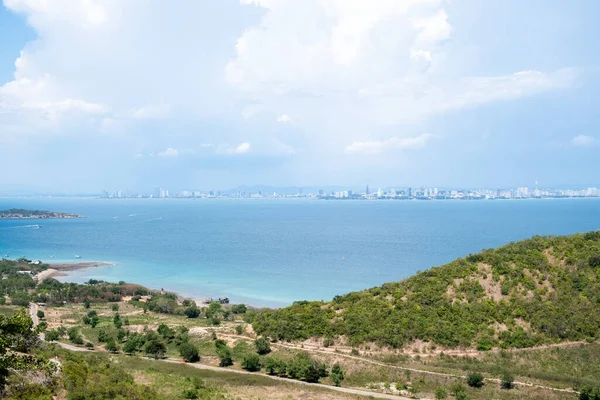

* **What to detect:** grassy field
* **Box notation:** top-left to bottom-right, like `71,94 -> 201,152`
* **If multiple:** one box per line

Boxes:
37,299 -> 591,400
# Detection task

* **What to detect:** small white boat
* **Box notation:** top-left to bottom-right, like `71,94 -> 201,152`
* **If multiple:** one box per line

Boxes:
74,255 -> 81,259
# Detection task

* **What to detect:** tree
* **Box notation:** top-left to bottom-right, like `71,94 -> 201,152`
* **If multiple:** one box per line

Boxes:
0,309 -> 50,389
67,327 -> 83,344
97,329 -> 109,343
123,338 -> 138,355
83,299 -> 91,309
36,310 -> 44,319
145,339 -> 166,359
45,329 -> 59,342
206,302 -> 222,319
435,387 -> 448,399
179,343 -> 200,363
500,372 -> 514,389
264,357 -> 287,376
184,306 -> 200,318
467,372 -> 484,388
105,337 -> 119,353
241,354 -> 260,371
254,337 -> 271,355
157,323 -> 174,339
231,304 -> 247,314
330,362 -> 345,386
216,346 -> 233,367
580,386 -> 600,400
113,313 -> 122,329
235,325 -> 244,335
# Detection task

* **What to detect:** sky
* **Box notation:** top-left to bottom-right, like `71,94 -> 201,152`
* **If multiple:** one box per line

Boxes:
0,0 -> 599,193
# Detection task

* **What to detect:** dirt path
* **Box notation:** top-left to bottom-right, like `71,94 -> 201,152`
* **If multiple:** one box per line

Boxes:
29,302 -> 39,326
215,332 -> 579,395
161,359 -> 411,400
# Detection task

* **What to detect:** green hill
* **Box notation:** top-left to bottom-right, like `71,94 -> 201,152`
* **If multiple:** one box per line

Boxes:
249,231 -> 600,350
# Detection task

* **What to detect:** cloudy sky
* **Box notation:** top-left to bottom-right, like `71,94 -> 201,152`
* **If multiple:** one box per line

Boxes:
0,0 -> 599,193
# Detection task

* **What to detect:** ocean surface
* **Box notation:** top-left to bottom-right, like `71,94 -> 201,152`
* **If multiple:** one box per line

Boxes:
1,197 -> 600,307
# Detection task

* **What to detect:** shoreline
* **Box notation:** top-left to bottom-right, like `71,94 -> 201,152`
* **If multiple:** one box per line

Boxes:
46,261 -> 244,308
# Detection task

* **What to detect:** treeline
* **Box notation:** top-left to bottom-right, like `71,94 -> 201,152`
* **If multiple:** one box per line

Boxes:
250,231 -> 600,349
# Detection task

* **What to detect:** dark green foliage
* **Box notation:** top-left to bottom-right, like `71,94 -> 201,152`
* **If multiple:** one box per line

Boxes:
36,310 -> 45,319
179,342 -> 200,363
144,339 -> 166,359
67,327 -> 83,345
330,362 -> 345,386
61,354 -> 158,399
157,323 -> 174,340
466,372 -> 484,388
435,387 -> 448,399
184,306 -> 201,318
251,232 -> 600,349
235,325 -> 243,335
111,304 -> 119,312
216,346 -> 233,367
231,304 -> 247,314
105,337 -> 119,353
264,357 -> 287,376
254,337 -> 271,355
183,388 -> 199,399
500,372 -> 514,389
45,329 -> 60,341
286,352 -> 328,383
97,329 -> 109,343
241,354 -> 260,371
113,313 -> 122,329
580,386 -> 600,400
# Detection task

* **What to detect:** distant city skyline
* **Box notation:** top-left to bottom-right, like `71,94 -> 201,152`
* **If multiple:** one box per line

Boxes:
1,1 -> 600,191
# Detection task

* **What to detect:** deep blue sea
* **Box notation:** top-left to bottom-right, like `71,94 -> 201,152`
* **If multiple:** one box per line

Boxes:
1,197 -> 599,306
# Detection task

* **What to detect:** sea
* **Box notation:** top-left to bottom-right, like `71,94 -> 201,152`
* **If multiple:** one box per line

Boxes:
1,197 -> 599,307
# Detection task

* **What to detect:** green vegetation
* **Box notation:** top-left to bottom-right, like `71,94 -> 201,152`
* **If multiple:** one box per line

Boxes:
467,372 -> 484,388
251,231 -> 600,349
330,362 -> 345,386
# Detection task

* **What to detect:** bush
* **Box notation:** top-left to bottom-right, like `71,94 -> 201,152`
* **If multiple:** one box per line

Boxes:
255,337 -> 271,355
183,388 -> 198,399
330,362 -> 345,386
145,339 -> 166,359
105,337 -> 119,353
241,354 -> 261,371
217,347 -> 233,367
36,310 -> 44,319
264,357 -> 287,376
580,386 -> 600,400
179,342 -> 200,363
45,329 -> 59,341
184,306 -> 200,318
235,325 -> 244,335
467,372 -> 484,388
97,329 -> 109,343
231,304 -> 247,314
112,304 -> 119,312
500,372 -> 514,389
84,342 -> 94,349
435,387 -> 448,399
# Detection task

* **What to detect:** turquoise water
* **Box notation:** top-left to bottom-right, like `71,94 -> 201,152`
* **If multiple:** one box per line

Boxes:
1,197 -> 599,306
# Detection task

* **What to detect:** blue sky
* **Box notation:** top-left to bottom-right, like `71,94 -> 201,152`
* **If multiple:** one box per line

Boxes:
0,0 -> 599,193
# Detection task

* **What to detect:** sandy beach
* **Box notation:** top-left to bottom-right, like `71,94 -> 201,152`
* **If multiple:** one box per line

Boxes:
34,261 -> 113,282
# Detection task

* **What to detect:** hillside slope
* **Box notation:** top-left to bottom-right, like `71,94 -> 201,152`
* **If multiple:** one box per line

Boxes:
250,231 -> 600,349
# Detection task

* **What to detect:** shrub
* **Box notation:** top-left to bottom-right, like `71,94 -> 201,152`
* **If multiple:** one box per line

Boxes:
45,330 -> 59,342
467,372 -> 484,388
264,357 -> 287,376
231,304 -> 247,314
183,388 -> 198,399
255,337 -> 271,355
330,362 -> 345,386
84,342 -> 94,349
112,304 -> 119,312
145,339 -> 166,359
97,329 -> 109,343
580,386 -> 600,400
217,347 -> 233,367
241,354 -> 261,371
184,306 -> 200,318
36,310 -> 44,319
179,342 -> 200,363
235,325 -> 244,335
105,337 -> 119,353
435,387 -> 448,399
500,372 -> 514,389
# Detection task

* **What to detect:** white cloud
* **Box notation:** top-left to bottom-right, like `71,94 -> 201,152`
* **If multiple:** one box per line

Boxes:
132,105 -> 171,119
276,114 -> 291,123
571,135 -> 596,147
158,147 -> 179,157
234,142 -> 251,154
410,49 -> 432,63
345,133 -> 433,155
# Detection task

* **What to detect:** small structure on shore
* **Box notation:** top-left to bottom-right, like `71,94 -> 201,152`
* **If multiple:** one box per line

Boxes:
203,297 -> 229,304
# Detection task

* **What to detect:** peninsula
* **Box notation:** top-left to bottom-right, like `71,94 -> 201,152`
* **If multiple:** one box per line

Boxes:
0,208 -> 82,219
